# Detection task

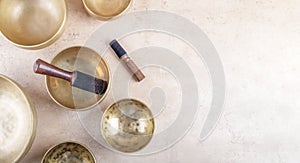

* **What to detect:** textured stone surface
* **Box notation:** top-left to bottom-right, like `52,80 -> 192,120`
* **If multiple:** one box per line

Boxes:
1,0 -> 300,162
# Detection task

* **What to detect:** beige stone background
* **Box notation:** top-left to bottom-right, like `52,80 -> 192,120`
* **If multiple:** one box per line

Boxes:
1,0 -> 300,162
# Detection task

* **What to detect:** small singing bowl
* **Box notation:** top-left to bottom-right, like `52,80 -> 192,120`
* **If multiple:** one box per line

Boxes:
82,0 -> 132,20
0,74 -> 37,162
42,142 -> 96,163
0,0 -> 67,49
101,99 -> 155,153
46,46 -> 110,110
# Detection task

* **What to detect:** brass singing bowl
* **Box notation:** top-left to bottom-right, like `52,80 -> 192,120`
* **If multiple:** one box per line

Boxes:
0,74 -> 37,162
0,0 -> 67,49
101,99 -> 155,153
82,0 -> 132,20
42,142 -> 96,163
46,46 -> 110,110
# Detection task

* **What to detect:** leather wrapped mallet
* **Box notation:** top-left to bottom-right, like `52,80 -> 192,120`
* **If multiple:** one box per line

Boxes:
110,39 -> 145,82
33,59 -> 108,95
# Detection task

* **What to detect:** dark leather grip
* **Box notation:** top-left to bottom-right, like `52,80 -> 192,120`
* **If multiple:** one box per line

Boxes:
110,39 -> 127,58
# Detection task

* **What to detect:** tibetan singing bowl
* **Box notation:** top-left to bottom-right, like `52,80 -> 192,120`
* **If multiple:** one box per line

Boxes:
46,46 -> 110,110
42,142 -> 95,163
0,0 -> 67,49
0,74 -> 37,162
101,99 -> 155,153
82,0 -> 132,20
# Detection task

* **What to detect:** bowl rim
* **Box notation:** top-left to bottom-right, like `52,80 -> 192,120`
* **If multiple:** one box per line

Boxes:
81,0 -> 132,20
0,74 -> 37,162
0,0 -> 68,50
41,141 -> 96,163
45,46 -> 111,111
100,98 -> 155,153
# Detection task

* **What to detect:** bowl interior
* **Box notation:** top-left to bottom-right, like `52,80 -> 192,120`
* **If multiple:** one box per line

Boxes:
0,0 -> 67,48
0,75 -> 36,162
83,0 -> 131,19
46,46 -> 110,110
101,99 -> 155,153
42,142 -> 95,163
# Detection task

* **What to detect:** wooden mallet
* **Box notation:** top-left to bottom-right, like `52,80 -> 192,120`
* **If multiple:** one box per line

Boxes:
110,39 -> 145,82
33,59 -> 108,95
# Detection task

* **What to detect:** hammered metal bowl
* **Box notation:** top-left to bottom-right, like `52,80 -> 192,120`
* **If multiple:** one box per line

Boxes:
42,142 -> 95,163
0,74 -> 36,163
82,0 -> 132,20
101,99 -> 155,153
0,0 -> 67,49
46,46 -> 110,110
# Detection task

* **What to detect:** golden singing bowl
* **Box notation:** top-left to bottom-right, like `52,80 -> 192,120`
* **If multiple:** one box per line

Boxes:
46,46 -> 110,110
0,74 -> 37,162
101,99 -> 155,153
0,0 -> 67,49
42,142 -> 96,163
82,0 -> 132,20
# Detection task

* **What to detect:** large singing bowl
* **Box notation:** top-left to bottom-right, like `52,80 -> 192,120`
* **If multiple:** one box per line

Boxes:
0,74 -> 37,162
0,0 -> 67,49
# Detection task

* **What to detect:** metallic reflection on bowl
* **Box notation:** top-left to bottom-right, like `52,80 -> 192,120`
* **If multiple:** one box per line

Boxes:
0,0 -> 67,49
42,142 -> 95,163
0,74 -> 36,162
82,0 -> 132,20
101,99 -> 155,153
46,46 -> 110,110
